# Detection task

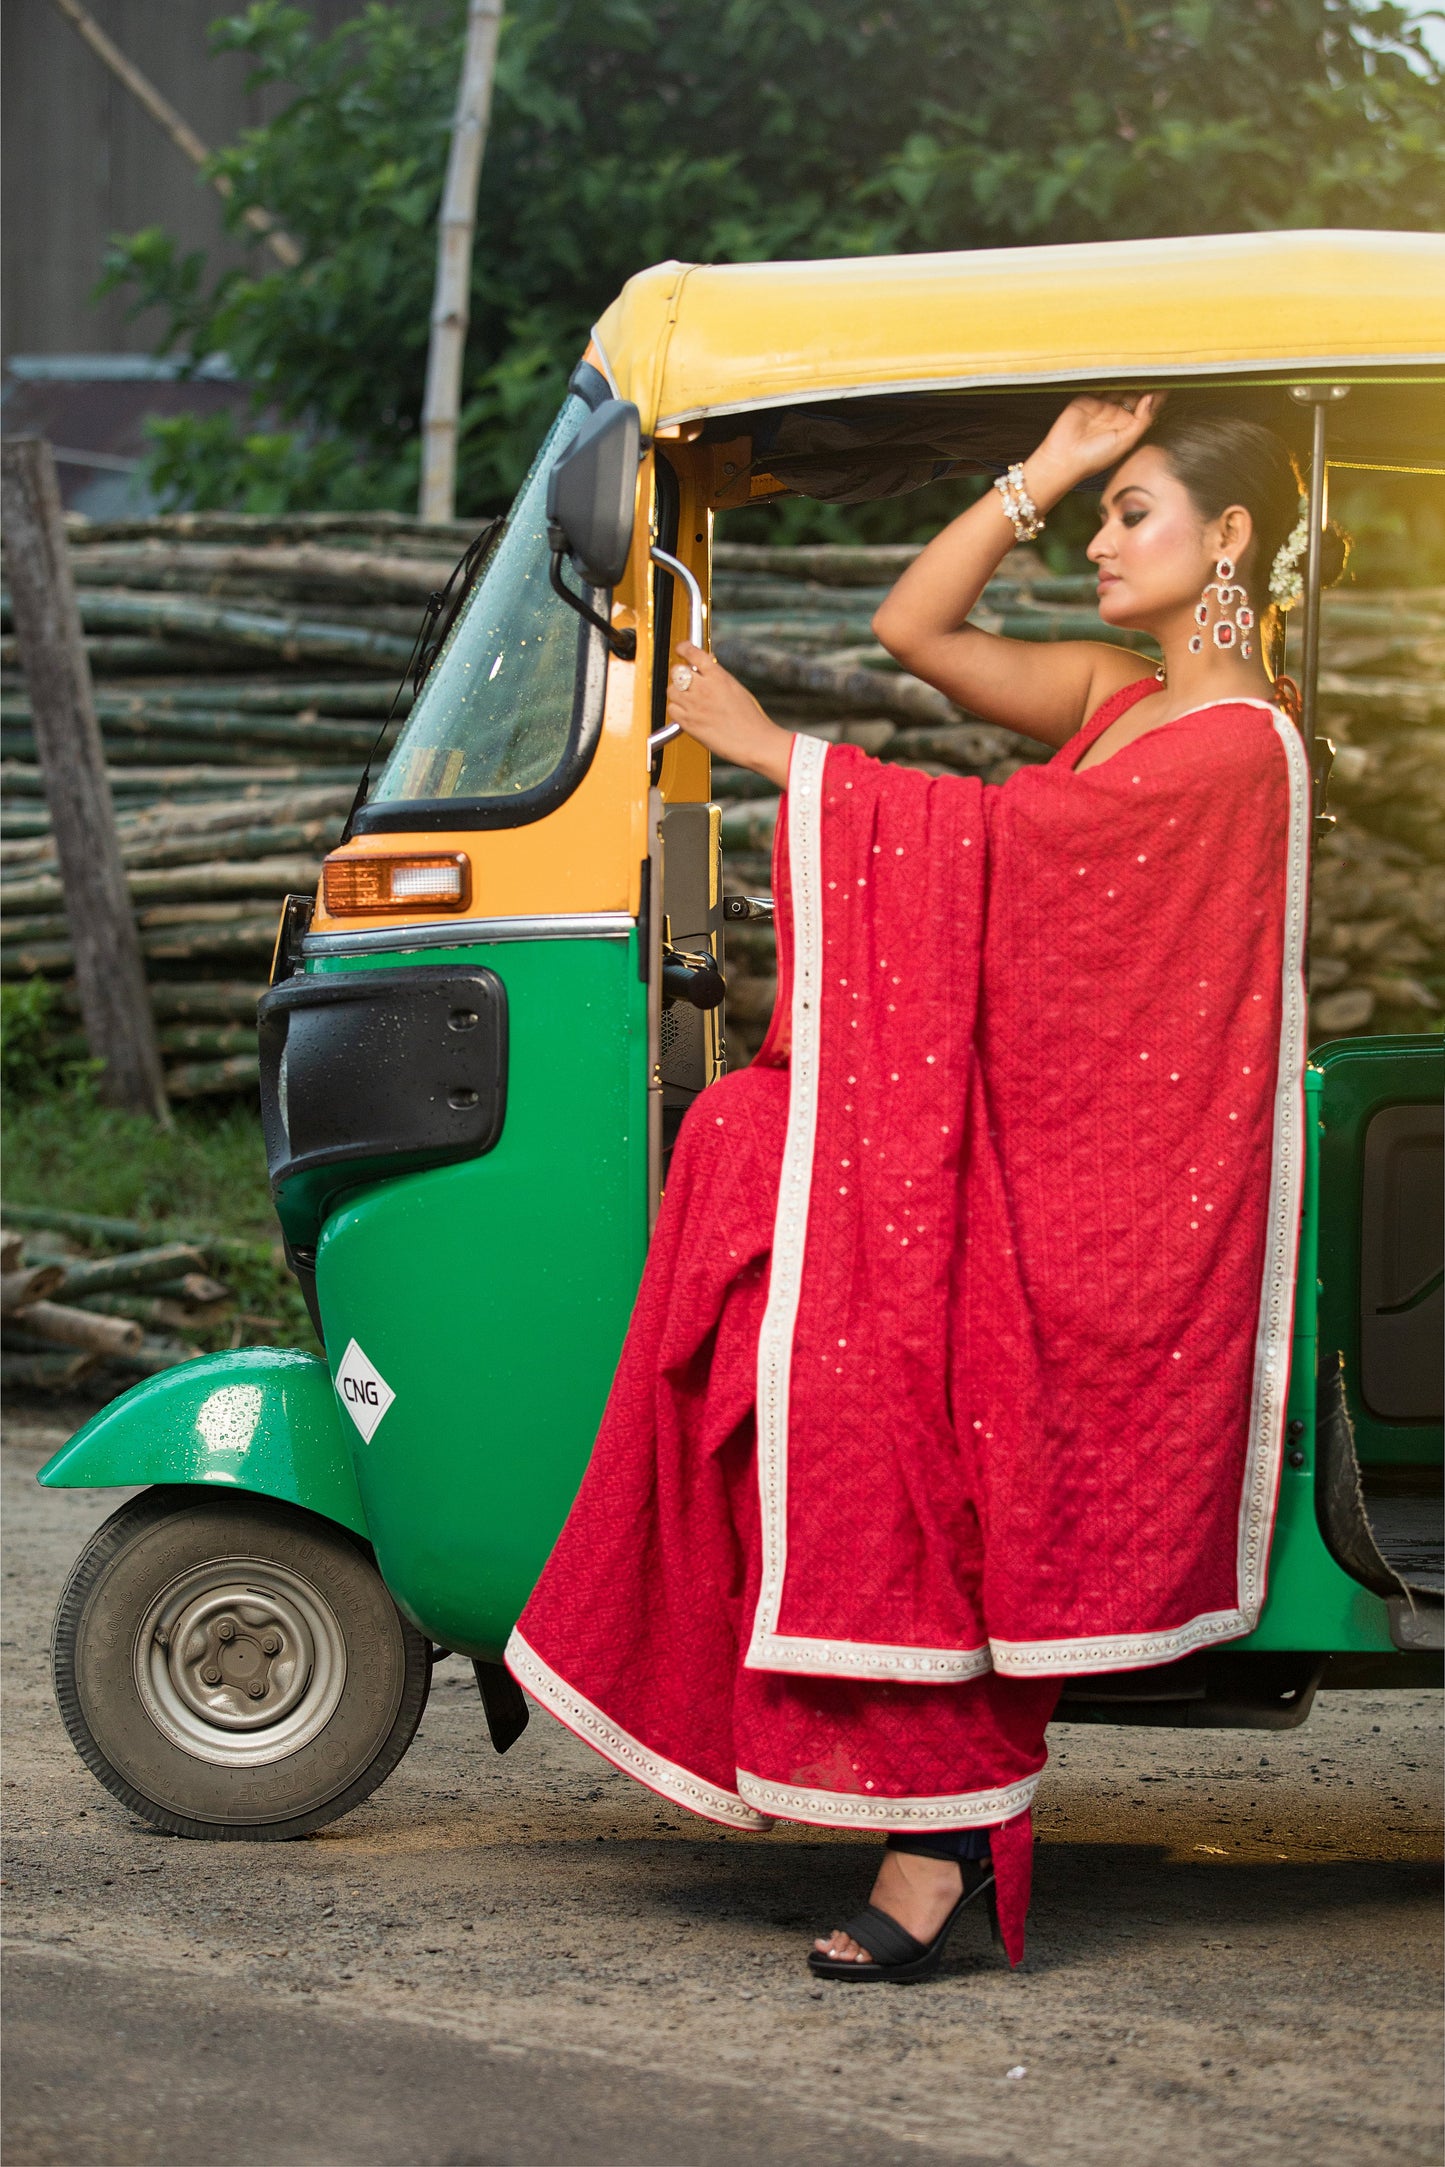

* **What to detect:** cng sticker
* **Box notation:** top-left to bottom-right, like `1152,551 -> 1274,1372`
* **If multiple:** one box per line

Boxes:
334,1338 -> 396,1443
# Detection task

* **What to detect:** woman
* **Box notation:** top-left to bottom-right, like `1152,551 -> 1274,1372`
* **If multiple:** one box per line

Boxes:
507,393 -> 1326,1982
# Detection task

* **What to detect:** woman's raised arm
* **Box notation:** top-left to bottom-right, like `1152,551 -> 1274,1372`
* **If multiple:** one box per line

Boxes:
871,393 -> 1166,748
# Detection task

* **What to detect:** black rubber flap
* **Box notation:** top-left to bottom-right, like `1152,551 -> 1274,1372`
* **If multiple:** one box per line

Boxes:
1314,1351 -> 1407,1601
258,966 -> 507,1201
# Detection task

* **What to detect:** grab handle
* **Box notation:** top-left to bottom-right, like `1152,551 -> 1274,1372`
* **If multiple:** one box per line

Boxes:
650,546 -> 704,647
646,546 -> 705,758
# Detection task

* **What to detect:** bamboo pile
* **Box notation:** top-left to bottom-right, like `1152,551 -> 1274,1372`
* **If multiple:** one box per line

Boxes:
0,1203 -> 292,1391
3,522 -> 1440,1090
710,544 -> 1445,1063
1,513 -> 474,1097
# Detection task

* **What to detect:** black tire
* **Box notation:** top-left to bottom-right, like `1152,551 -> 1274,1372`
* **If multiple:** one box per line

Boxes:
52,1487 -> 431,1841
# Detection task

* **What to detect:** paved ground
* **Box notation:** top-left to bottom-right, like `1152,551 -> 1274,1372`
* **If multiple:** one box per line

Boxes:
3,1415 -> 1441,2167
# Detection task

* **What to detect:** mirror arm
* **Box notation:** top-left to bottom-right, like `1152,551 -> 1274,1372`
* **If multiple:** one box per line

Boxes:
547,543 -> 637,661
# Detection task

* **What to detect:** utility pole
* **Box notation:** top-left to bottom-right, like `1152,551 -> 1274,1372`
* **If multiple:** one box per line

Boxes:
1,440 -> 170,1122
418,0 -> 503,524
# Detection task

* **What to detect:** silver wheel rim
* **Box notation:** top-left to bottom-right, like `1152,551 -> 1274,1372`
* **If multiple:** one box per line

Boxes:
134,1555 -> 347,1767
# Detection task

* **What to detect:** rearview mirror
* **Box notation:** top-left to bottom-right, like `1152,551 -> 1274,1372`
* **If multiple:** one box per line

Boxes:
545,401 -> 641,589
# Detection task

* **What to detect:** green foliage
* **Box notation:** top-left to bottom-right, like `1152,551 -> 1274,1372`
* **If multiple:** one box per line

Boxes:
1,1087 -> 317,1348
104,0 -> 1444,519
141,408 -> 413,515
0,979 -> 103,1096
1,978 -> 61,1093
3,1088 -> 272,1237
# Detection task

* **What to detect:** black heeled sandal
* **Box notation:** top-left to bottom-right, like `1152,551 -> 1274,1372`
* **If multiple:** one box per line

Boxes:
807,1856 -> 1002,1983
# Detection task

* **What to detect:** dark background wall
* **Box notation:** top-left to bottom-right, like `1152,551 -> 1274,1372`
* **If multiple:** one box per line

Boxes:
3,0 -> 356,359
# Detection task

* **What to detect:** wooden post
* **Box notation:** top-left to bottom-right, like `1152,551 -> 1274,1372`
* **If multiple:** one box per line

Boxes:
1,439 -> 170,1121
418,0 -> 502,524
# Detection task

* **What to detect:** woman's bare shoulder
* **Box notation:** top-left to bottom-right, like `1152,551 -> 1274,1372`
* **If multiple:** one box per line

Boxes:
1084,646 -> 1158,714
1015,643 -> 1156,751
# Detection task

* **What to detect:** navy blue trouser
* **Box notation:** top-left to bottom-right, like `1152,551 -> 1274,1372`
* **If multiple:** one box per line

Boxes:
885,1827 -> 992,1863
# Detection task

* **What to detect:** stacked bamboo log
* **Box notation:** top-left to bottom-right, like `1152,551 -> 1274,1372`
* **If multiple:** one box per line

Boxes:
3,521 -> 1440,1089
0,1203 -> 293,1390
1,514 -> 475,1097
710,545 -> 1445,1063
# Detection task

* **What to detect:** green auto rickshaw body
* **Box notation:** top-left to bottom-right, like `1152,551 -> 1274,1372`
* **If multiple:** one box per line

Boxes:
40,929 -> 649,1659
38,1028 -> 1441,1666
1234,1041 -> 1442,1660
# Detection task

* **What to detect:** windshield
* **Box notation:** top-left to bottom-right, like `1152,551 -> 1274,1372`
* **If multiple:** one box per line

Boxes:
369,395 -> 597,812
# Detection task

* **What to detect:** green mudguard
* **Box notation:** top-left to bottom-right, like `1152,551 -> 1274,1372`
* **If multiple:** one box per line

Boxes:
36,1346 -> 367,1540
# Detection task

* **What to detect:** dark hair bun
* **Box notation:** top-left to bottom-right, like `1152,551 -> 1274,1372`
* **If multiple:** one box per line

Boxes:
1136,403 -> 1351,606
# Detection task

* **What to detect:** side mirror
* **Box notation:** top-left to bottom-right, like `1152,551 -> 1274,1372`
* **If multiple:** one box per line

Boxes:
545,401 -> 640,588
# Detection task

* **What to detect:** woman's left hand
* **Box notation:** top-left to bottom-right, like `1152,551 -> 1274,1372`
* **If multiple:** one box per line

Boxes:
1030,390 -> 1168,498
666,642 -> 795,787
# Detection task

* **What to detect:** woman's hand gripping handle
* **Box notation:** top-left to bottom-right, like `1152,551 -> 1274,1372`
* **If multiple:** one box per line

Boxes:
666,644 -> 795,789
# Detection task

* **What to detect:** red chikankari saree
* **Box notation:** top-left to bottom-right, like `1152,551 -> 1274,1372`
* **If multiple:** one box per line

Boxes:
508,679 -> 1311,1959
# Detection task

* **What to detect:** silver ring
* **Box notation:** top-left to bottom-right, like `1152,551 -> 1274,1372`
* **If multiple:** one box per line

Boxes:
671,664 -> 695,692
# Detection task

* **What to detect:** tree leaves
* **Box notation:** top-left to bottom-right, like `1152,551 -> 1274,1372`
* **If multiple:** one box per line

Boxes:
108,0 -> 1444,515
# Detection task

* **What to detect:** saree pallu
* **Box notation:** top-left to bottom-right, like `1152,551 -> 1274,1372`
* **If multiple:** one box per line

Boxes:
509,681 -> 1311,1960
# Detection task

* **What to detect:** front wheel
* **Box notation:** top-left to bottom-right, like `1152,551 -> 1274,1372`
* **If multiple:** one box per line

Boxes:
52,1488 -> 431,1840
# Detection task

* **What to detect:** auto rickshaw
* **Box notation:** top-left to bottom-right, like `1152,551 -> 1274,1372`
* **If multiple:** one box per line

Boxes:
42,228 -> 1444,1838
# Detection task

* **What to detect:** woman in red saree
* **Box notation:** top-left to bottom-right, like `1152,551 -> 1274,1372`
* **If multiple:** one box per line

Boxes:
508,393 -> 1324,1980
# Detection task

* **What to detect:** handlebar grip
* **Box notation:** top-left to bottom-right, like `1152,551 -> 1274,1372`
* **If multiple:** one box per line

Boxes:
647,546 -> 706,759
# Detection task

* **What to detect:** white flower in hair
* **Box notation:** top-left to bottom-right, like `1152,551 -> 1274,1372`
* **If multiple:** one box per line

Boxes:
1270,505 -> 1309,610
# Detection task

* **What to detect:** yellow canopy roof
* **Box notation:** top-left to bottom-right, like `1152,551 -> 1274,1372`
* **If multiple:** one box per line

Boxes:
591,230 -> 1445,432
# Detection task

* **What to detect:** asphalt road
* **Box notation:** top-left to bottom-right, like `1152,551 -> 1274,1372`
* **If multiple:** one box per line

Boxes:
3,1414 -> 1441,2167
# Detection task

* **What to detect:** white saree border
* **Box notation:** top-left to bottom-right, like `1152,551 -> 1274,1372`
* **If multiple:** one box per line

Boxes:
743,732 -> 993,1686
507,1628 -> 1032,1829
505,1629 -> 773,1831
992,703 -> 1312,1676
736,1770 -> 1039,1829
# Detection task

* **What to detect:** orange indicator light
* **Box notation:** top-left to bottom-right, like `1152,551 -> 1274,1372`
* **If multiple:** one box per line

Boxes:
322,852 -> 471,916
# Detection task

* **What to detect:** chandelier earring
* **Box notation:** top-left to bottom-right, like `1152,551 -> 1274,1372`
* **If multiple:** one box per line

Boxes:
1189,555 -> 1255,661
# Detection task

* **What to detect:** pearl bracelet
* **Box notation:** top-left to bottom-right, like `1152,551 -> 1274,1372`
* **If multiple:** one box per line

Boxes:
993,462 -> 1044,542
